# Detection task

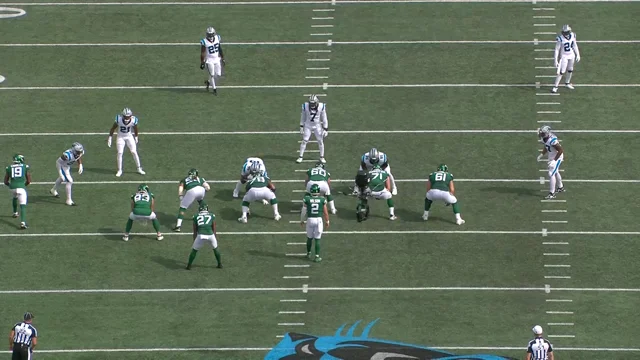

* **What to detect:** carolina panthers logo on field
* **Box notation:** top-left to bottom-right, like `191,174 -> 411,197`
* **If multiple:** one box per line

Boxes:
265,320 -> 517,360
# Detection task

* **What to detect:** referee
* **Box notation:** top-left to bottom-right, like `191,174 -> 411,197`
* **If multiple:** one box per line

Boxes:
526,325 -> 554,360
9,312 -> 37,360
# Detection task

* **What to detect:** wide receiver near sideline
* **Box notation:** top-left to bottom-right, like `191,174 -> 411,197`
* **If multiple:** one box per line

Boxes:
305,162 -> 337,214
297,94 -> 328,164
173,168 -> 210,231
537,126 -> 565,199
107,107 -> 145,177
50,142 -> 84,206
300,184 -> 330,263
552,24 -> 581,93
200,27 -> 225,95
122,184 -> 163,241
423,164 -> 465,225
186,203 -> 222,270
4,154 -> 31,229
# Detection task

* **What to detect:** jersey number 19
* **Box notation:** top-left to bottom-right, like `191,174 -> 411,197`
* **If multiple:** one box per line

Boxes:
10,165 -> 23,178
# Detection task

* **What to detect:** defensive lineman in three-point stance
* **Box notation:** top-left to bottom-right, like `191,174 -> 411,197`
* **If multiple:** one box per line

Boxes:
122,184 -> 163,242
297,94 -> 328,164
552,24 -> 581,93
300,184 -> 330,263
186,203 -> 222,270
423,164 -> 465,225
107,108 -> 145,177
233,157 -> 269,205
50,142 -> 84,206
174,168 -> 210,231
4,154 -> 31,229
537,126 -> 565,199
200,27 -> 225,95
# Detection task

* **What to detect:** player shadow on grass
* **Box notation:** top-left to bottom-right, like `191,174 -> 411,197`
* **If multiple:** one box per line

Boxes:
481,186 -> 540,197
0,216 -> 18,229
97,227 -> 125,241
155,211 -> 177,228
83,167 -> 116,175
150,256 -> 187,270
213,189 -> 234,202
29,194 -> 63,205
246,249 -> 289,259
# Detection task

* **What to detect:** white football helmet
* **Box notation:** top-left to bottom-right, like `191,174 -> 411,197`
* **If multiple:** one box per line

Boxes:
308,94 -> 319,110
538,126 -> 551,139
122,107 -> 133,118
72,142 -> 84,155
206,27 -> 216,41
561,24 -> 572,38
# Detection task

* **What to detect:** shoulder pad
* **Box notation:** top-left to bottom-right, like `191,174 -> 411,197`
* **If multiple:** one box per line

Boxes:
217,34 -> 221,42
302,103 -> 306,111
556,36 -> 562,42
200,39 -> 206,46
133,116 -> 139,125
115,115 -> 120,123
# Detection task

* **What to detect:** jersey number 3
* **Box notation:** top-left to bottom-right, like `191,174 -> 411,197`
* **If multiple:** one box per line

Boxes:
208,44 -> 220,54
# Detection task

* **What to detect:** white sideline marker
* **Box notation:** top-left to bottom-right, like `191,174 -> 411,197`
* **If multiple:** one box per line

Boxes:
302,284 -> 308,294
280,299 -> 307,302
541,228 -> 547,237
545,284 -> 551,293
546,311 -> 574,315
544,265 -> 571,268
545,276 -> 571,279
279,311 -> 306,314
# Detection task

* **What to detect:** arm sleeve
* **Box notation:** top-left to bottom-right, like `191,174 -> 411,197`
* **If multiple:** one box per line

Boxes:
300,205 -> 307,221
300,104 -> 305,126
321,104 -> 328,129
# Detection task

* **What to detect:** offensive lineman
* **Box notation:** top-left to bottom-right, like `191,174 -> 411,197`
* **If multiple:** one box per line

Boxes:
537,126 -> 565,199
200,27 -> 225,95
238,165 -> 281,223
174,168 -> 211,231
552,24 -> 581,93
358,148 -> 397,195
305,162 -> 337,214
107,107 -> 145,177
122,184 -> 163,241
4,154 -> 31,229
423,164 -> 465,225
186,203 -> 222,270
300,184 -> 330,263
233,157 -> 268,205
297,94 -> 328,164
361,164 -> 397,220
50,142 -> 84,206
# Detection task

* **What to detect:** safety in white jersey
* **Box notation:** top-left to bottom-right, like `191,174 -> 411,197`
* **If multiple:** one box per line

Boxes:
555,32 -> 580,60
115,114 -> 138,138
300,102 -> 328,129
201,35 -> 222,62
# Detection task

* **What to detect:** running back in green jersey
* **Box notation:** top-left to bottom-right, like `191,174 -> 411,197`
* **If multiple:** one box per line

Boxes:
367,168 -> 389,192
429,171 -> 454,191
303,195 -> 326,218
193,211 -> 215,235
131,191 -> 153,216
307,167 -> 330,182
5,163 -> 29,189
180,176 -> 207,191
246,175 -> 270,191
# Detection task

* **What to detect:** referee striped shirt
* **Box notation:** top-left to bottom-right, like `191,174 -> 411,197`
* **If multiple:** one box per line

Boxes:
527,336 -> 553,360
12,322 -> 37,347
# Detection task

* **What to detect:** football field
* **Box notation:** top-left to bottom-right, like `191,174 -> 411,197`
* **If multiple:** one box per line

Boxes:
1,0 -> 639,359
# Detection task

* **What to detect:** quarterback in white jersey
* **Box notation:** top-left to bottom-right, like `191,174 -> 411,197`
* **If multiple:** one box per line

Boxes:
359,148 -> 397,195
552,24 -> 581,93
233,157 -> 269,204
200,27 -> 225,95
50,142 -> 84,206
537,126 -> 565,199
107,108 -> 145,177
297,94 -> 328,164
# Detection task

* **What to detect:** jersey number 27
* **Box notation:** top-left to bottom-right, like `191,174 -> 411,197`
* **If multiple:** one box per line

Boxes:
197,214 -> 212,225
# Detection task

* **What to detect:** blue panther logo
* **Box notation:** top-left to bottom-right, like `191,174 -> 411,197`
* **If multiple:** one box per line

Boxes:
265,320 -> 517,360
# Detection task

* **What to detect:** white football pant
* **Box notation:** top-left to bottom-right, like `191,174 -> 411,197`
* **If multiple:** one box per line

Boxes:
116,136 -> 142,171
299,125 -> 325,158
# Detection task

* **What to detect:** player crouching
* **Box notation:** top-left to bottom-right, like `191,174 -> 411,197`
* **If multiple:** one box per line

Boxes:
423,164 -> 465,225
300,184 -> 330,263
123,184 -> 163,241
233,157 -> 269,205
305,162 -> 337,214
357,164 -> 397,220
186,203 -> 222,270
238,170 -> 281,223
174,168 -> 210,231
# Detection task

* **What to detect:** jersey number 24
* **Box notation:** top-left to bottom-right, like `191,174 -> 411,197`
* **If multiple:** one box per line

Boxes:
563,41 -> 573,52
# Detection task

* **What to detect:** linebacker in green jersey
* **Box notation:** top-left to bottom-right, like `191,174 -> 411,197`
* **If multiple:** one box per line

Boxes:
362,165 -> 397,220
4,154 -> 31,229
305,162 -> 337,214
300,184 -> 330,262
123,184 -> 164,241
174,168 -> 210,231
424,164 -> 465,225
238,163 -> 281,223
186,203 -> 222,270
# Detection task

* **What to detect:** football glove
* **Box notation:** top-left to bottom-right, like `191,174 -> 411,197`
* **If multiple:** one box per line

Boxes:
107,137 -> 112,148
537,154 -> 544,161
78,165 -> 84,175
221,59 -> 226,66
576,55 -> 581,63
299,126 -> 304,135
135,136 -> 139,144
179,195 -> 184,201
322,128 -> 328,138
200,63 -> 205,70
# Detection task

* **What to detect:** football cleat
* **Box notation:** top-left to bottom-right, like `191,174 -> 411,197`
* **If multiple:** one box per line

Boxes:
274,214 -> 282,221
392,188 -> 398,196
556,186 -> 565,193
50,188 -> 59,197
213,89 -> 217,96
551,87 -> 558,93
12,212 -> 18,218
116,170 -> 122,177
565,83 -> 575,90
66,201 -> 76,206
232,191 -> 239,198
331,208 -> 337,215
389,215 -> 397,221
173,226 -> 181,232
313,255 -> 322,263
185,264 -> 191,270
137,167 -> 146,175
319,157 -> 326,164
262,199 -> 269,205
238,216 -> 248,223
156,234 -> 164,241
217,263 -> 223,269
122,234 -> 129,242
20,222 -> 28,229
205,80 -> 210,90
422,213 -> 429,221
296,157 -> 303,163
545,192 -> 556,199
456,218 -> 466,225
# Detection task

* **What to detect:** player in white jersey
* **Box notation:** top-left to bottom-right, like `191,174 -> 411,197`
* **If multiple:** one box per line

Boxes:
297,94 -> 328,164
552,24 -> 581,93
537,126 -> 565,199
358,148 -> 397,195
233,157 -> 270,205
107,108 -> 145,177
200,27 -> 225,95
50,142 -> 84,206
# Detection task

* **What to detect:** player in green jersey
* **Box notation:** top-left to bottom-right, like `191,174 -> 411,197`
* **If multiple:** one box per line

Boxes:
362,165 -> 397,220
4,154 -> 31,229
300,184 -> 330,262
123,184 -> 164,241
186,203 -> 222,270
174,168 -> 210,231
305,162 -> 337,214
424,164 -> 465,225
238,164 -> 281,223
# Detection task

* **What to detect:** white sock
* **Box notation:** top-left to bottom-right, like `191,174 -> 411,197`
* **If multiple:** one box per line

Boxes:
299,140 -> 308,158
389,207 -> 395,216
234,181 -> 243,194
242,206 -> 250,217
272,203 -> 279,215
423,210 -> 429,216
176,218 -> 183,227
54,177 -> 62,189
209,75 -> 216,89
318,140 -> 325,157
455,213 -> 462,220
549,175 -> 557,194
117,152 -> 123,171
132,151 -> 141,168
65,182 -> 73,202
554,74 -> 562,87
555,172 -> 564,189
565,71 -> 573,84
328,200 -> 336,212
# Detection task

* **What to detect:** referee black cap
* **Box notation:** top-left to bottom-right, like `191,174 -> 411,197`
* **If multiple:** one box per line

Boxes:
23,312 -> 33,321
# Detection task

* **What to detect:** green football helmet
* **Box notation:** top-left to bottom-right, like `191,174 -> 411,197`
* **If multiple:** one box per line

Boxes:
138,184 -> 150,193
314,161 -> 325,169
12,154 -> 24,164
309,184 -> 321,195
188,168 -> 199,178
437,164 -> 448,172
198,203 -> 209,212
